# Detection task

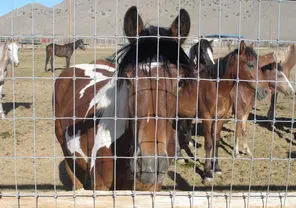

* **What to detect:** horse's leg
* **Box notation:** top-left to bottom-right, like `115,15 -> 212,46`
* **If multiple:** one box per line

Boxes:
44,49 -> 49,72
212,119 -> 224,174
0,82 -> 5,119
0,100 -> 5,119
50,56 -> 54,72
267,93 -> 277,125
91,147 -> 114,190
241,118 -> 252,156
64,158 -> 85,190
176,119 -> 192,163
0,81 -> 3,100
55,120 -> 85,190
235,120 -> 242,157
66,56 -> 71,68
203,120 -> 213,181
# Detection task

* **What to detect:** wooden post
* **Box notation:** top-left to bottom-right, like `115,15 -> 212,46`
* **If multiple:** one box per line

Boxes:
68,0 -> 72,41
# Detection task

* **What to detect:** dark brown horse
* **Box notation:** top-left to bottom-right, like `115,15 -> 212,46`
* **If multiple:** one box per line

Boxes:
54,6 -> 194,191
44,39 -> 86,72
231,61 -> 294,156
176,39 -> 215,163
178,41 -> 269,181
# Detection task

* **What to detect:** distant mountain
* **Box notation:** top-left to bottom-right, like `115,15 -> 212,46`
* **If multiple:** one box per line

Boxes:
0,0 -> 295,41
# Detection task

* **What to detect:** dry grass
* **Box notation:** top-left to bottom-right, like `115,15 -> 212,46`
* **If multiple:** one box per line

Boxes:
0,46 -> 295,194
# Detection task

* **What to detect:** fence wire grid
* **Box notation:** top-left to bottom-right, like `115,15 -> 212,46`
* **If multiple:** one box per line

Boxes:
0,0 -> 296,208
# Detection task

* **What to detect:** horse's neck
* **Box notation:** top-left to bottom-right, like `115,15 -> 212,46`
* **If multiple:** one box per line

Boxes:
212,60 -> 235,92
74,41 -> 80,49
0,44 -> 9,75
259,52 -> 274,68
282,45 -> 296,76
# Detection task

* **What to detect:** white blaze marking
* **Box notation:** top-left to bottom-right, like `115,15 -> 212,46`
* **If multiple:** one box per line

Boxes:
207,48 -> 215,64
65,127 -> 88,162
280,71 -> 294,93
71,64 -> 116,99
140,62 -> 161,72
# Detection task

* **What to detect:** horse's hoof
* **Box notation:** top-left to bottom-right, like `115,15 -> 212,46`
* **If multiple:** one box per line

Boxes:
214,167 -> 222,175
244,151 -> 252,157
76,188 -> 85,192
203,177 -> 213,184
0,114 -> 5,119
177,159 -> 186,165
242,148 -> 252,157
73,186 -> 85,191
215,169 -> 222,175
203,171 -> 213,183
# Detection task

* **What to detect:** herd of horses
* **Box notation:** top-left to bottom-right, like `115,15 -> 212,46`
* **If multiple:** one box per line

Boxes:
0,6 -> 295,191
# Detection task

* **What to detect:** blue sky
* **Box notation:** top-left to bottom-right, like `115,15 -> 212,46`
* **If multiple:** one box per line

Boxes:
0,0 -> 63,16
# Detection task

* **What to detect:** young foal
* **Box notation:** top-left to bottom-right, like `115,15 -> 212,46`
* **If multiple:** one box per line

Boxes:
44,39 -> 86,72
176,39 -> 215,162
178,41 -> 269,181
54,6 -> 194,190
231,61 -> 294,156
0,41 -> 20,118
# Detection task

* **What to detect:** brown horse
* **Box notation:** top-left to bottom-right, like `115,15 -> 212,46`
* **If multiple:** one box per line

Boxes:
258,52 -> 275,68
231,61 -> 294,156
44,39 -> 86,72
54,6 -> 194,191
267,44 -> 296,123
178,41 -> 269,181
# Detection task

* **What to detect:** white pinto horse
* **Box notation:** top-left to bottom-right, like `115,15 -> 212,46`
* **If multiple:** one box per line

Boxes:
0,41 -> 20,118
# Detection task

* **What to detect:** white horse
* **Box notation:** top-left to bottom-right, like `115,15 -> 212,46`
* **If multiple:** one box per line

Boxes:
0,41 -> 20,118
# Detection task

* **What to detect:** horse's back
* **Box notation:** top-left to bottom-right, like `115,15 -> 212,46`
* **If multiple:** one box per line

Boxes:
54,61 -> 115,119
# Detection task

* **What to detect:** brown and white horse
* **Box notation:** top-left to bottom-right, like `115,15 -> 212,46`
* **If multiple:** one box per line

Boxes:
54,6 -> 194,190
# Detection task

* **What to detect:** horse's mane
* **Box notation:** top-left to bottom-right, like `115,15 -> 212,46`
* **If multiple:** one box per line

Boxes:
273,44 -> 295,65
117,37 -> 195,79
0,42 -> 8,61
205,46 -> 257,78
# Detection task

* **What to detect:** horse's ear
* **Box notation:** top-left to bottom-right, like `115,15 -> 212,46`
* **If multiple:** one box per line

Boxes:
124,6 -> 144,43
209,40 -> 213,45
170,9 -> 190,45
239,40 -> 246,55
250,42 -> 254,49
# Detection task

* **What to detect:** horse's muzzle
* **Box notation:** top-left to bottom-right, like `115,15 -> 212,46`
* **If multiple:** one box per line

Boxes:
132,155 -> 169,184
256,87 -> 268,100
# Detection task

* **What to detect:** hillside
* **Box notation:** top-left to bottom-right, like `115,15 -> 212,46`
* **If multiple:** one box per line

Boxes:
0,0 -> 295,41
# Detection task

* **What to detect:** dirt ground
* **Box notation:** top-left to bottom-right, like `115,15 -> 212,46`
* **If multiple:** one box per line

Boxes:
0,45 -> 295,196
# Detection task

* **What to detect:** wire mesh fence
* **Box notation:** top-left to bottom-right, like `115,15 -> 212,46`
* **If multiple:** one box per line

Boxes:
0,0 -> 296,207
